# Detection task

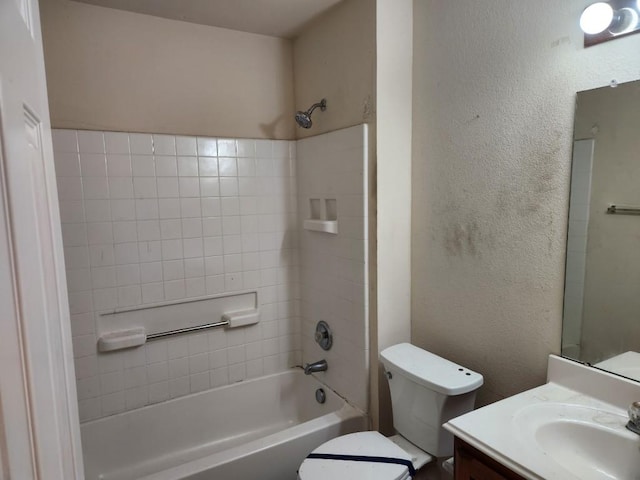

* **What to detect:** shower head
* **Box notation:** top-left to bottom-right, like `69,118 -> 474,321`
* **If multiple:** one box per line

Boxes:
295,99 -> 327,129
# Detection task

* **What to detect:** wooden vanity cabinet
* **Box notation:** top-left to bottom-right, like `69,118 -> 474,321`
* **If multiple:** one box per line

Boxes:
454,437 -> 527,480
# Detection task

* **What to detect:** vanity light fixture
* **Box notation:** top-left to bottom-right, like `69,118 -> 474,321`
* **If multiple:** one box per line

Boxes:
580,0 -> 640,47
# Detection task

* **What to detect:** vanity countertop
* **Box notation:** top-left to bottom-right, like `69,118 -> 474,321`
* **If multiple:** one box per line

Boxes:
444,355 -> 640,480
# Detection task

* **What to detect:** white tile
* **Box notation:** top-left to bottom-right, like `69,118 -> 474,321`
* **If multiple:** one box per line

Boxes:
110,200 -> 135,222
100,371 -> 123,395
93,288 -> 117,310
222,216 -> 241,235
146,341 -> 168,364
52,129 -> 78,153
189,353 -> 209,374
57,177 -> 83,200
219,178 -> 238,197
185,277 -> 205,297
85,200 -> 111,222
118,285 -> 142,307
104,132 -> 130,154
178,157 -> 198,176
62,224 -> 87,247
148,382 -> 169,404
68,291 -> 93,314
141,283 -> 164,304
74,354 -> 98,379
190,372 -> 210,393
227,345 -> 245,365
138,240 -> 162,262
176,136 -> 197,156
155,156 -> 177,177
197,138 -> 217,157
91,266 -> 115,289
225,273 -> 243,291
114,242 -> 139,265
169,377 -> 190,399
162,240 -> 183,260
125,386 -> 148,410
217,139 -> 237,157
77,131 -> 105,154
162,260 -> 184,281
147,362 -> 169,383
237,158 -> 256,177
160,219 -> 182,240
224,254 -> 242,273
223,235 -> 242,254
203,217 -> 222,237
157,178 -> 179,198
135,199 -> 159,220
164,280 -> 185,300
184,258 -> 205,278
87,222 -> 113,245
168,338 -> 188,359
89,244 -> 115,267
59,201 -> 85,224
218,157 -> 237,177
132,155 -> 155,176
179,177 -> 200,197
206,275 -> 224,295
83,178 -> 109,199
77,376 -> 101,400
246,359 -> 263,379
159,198 -> 181,219
168,357 -> 189,378
129,134 -> 153,155
181,218 -> 202,238
199,177 -> 219,197
183,237 -> 203,258
255,140 -> 272,158
72,334 -> 97,358
237,139 -> 255,158
239,197 -> 258,215
153,135 -> 176,156
134,178 -> 158,199
106,154 -> 132,177
205,256 -> 224,276
137,220 -> 161,241
198,157 -> 218,176
228,363 -> 246,383
256,158 -> 274,177
180,198 -> 201,218
210,367 -> 229,388
113,221 -> 138,243
78,398 -> 101,422
204,237 -> 223,256
221,198 -> 240,216
54,152 -> 81,177
116,264 -> 140,286
108,178 -> 134,199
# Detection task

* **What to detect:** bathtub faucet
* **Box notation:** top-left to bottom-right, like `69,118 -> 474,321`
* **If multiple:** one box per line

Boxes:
304,359 -> 328,375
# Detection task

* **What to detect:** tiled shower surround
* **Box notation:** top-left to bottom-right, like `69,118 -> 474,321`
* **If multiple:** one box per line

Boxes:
53,130 -> 300,421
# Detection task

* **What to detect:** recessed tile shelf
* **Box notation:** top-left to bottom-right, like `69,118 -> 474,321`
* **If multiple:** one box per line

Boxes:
303,219 -> 338,234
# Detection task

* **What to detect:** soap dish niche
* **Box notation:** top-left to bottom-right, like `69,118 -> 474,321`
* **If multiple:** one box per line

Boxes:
304,198 -> 338,234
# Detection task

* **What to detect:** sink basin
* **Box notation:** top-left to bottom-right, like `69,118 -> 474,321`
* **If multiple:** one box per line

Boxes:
515,403 -> 640,480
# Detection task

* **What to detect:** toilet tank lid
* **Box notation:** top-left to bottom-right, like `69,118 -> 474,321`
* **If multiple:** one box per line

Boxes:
380,343 -> 483,395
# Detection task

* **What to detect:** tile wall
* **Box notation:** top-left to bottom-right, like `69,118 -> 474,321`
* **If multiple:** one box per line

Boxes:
53,129 -> 300,421
297,125 -> 369,412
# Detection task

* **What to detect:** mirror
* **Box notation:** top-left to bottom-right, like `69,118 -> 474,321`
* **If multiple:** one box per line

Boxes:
563,79 -> 640,382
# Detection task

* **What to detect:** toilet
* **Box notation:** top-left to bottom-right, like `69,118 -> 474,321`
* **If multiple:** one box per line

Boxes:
298,343 -> 483,479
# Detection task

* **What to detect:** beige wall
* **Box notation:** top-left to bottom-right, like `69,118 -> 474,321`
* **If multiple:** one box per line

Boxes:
411,0 -> 640,405
40,0 -> 295,139
574,82 -> 640,364
292,0 -> 376,140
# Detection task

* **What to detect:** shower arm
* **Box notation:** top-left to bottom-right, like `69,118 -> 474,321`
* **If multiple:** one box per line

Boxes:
305,99 -> 327,116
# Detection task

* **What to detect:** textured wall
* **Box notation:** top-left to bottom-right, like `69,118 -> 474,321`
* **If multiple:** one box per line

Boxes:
292,0 -> 375,140
411,0 -> 640,405
40,0 -> 295,139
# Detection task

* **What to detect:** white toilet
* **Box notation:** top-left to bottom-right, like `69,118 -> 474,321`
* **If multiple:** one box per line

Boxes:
298,343 -> 483,479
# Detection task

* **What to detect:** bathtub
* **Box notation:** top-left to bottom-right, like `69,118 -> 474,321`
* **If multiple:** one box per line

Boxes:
81,369 -> 367,480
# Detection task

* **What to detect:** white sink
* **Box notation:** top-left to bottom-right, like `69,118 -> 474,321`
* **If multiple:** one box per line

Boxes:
514,403 -> 640,480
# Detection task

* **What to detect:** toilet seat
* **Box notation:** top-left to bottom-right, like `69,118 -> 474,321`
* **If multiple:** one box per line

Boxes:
298,431 -> 414,480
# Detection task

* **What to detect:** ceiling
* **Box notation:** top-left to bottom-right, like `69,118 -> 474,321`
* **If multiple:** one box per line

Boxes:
71,0 -> 345,38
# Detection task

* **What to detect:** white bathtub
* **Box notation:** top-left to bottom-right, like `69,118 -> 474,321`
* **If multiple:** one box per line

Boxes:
81,370 -> 367,480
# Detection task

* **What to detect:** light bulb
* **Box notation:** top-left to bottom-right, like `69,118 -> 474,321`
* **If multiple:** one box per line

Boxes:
580,2 -> 614,34
609,7 -> 639,35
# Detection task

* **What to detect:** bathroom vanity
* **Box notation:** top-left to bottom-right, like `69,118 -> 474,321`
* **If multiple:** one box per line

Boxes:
444,355 -> 640,480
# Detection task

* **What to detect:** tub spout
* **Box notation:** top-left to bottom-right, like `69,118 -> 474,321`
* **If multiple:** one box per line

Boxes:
304,359 -> 327,375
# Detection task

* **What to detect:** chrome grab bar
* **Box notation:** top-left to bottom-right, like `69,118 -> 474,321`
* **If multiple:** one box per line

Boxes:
146,319 -> 229,341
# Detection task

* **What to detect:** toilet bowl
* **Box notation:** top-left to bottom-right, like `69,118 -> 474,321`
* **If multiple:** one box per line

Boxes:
298,343 -> 483,479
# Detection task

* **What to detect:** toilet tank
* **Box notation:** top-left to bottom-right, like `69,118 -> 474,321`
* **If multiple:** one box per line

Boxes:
380,343 -> 483,457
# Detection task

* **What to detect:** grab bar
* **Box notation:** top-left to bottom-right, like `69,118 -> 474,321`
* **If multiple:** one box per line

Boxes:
146,319 -> 229,341
606,205 -> 640,216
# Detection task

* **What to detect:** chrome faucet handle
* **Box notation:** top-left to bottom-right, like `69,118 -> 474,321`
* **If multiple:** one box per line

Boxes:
626,401 -> 640,435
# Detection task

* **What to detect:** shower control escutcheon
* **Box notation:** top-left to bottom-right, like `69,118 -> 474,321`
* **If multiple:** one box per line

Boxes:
315,321 -> 333,350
